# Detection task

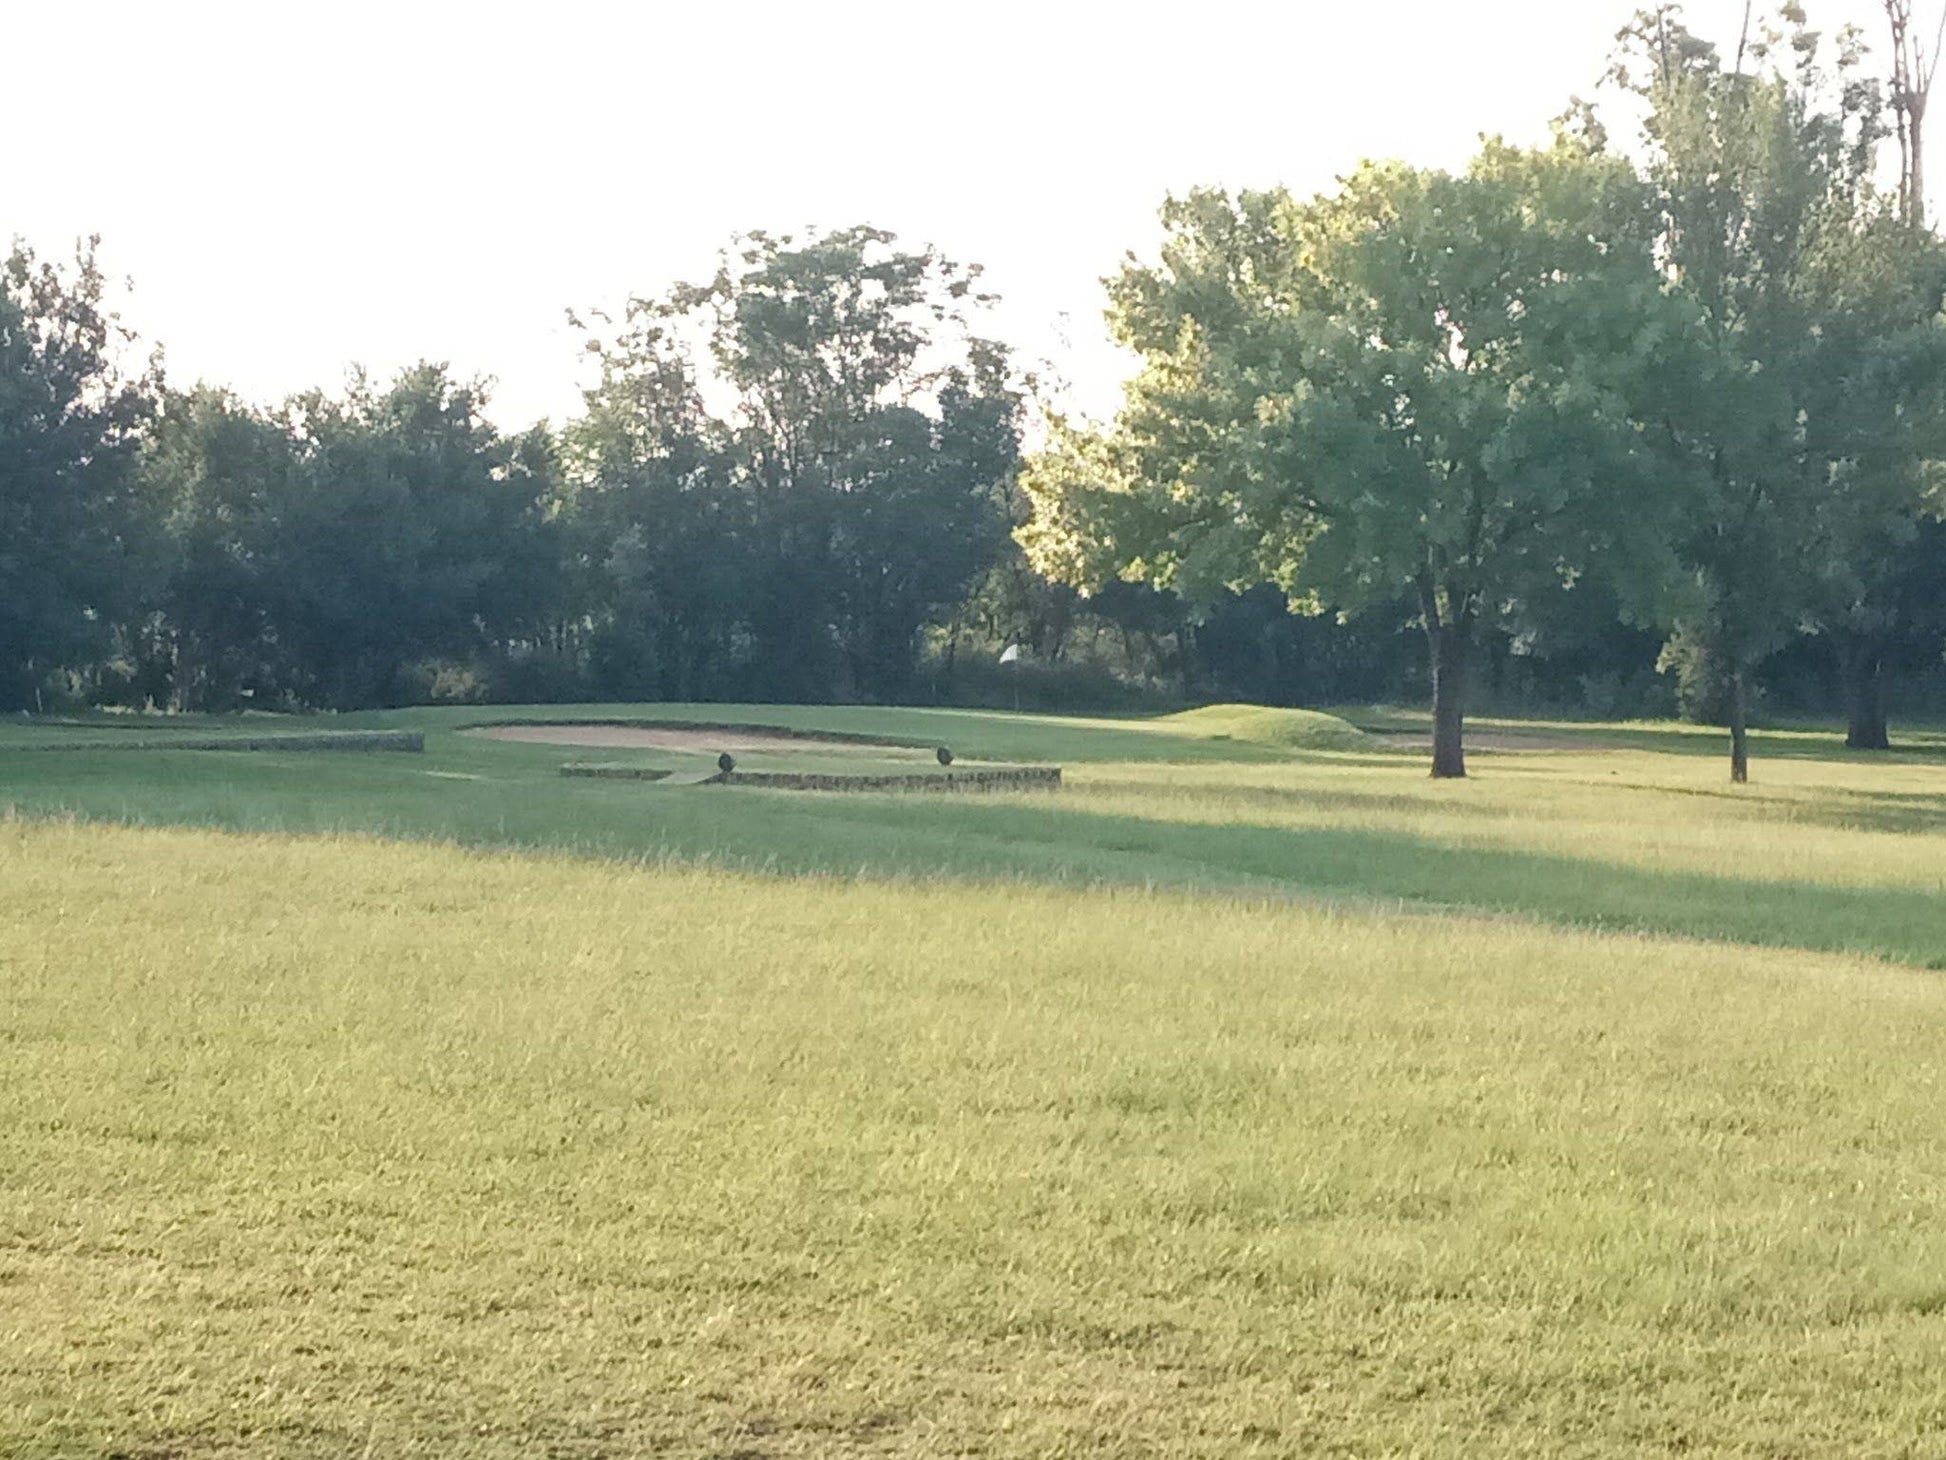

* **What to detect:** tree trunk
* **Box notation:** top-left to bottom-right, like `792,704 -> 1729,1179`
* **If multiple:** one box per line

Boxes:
1914,94 -> 1929,228
1887,0 -> 1934,225
1843,636 -> 1891,751
1428,620 -> 1470,780
1728,666 -> 1750,784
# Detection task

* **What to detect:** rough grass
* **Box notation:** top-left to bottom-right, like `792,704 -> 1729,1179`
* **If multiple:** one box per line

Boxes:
6,819 -> 1946,1457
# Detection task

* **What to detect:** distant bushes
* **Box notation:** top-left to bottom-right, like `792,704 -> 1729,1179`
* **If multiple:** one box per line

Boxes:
915,653 -> 1180,715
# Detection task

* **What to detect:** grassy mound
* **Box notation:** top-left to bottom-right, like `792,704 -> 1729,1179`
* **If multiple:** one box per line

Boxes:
1161,702 -> 1371,752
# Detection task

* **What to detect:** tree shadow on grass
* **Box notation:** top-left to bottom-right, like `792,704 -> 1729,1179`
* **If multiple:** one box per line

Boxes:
1564,729 -> 1946,765
1087,768 -> 1946,839
1776,786 -> 1946,836
1575,779 -> 1946,835
861,797 -> 1946,969
6,750 -> 1942,971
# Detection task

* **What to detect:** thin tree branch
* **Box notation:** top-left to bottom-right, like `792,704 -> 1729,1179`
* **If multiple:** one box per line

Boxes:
1929,1 -> 1946,92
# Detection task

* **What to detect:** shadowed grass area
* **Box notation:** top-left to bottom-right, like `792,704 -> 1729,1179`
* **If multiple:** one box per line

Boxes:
6,820 -> 1946,1457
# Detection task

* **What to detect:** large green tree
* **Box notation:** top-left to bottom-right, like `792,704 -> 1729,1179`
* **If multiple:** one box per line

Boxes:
1023,139 -> 1692,776
565,306 -> 748,699
0,238 -> 155,709
262,365 -> 558,709
141,387 -> 293,710
571,226 -> 1020,703
1613,4 -> 1946,774
1797,212 -> 1946,748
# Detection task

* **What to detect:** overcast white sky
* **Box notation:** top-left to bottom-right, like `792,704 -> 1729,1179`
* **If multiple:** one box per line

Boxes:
6,0 -> 1909,427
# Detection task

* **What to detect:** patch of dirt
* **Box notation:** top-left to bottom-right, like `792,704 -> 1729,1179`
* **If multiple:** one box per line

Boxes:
1374,729 -> 1625,753
466,723 -> 905,754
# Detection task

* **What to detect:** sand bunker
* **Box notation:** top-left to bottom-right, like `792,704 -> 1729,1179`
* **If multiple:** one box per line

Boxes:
467,723 -> 900,754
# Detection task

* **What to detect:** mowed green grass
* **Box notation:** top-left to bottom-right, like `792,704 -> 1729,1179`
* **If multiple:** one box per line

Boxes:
6,819 -> 1946,1457
1,703 -> 1941,967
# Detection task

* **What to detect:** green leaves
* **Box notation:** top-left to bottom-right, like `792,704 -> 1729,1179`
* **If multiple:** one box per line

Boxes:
0,238 -> 157,709
1026,137 -> 1689,627
1623,2 -> 1946,703
570,226 -> 1022,702
1020,137 -> 1716,774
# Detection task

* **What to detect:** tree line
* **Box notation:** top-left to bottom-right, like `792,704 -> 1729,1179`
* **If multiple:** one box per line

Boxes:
4,4 -> 1945,781
3,228 -> 1035,716
0,225 -> 1510,725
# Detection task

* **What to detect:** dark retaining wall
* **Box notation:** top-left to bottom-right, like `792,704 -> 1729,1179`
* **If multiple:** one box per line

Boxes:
719,767 -> 1061,793
8,731 -> 425,754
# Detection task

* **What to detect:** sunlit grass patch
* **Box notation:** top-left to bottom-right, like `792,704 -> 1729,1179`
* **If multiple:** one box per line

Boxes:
5,819 -> 1946,1456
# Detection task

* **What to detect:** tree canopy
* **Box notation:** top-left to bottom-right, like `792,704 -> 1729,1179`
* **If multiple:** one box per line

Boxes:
1024,139 -> 1702,775
0,239 -> 154,710
1613,2 -> 1946,776
570,227 -> 1021,704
